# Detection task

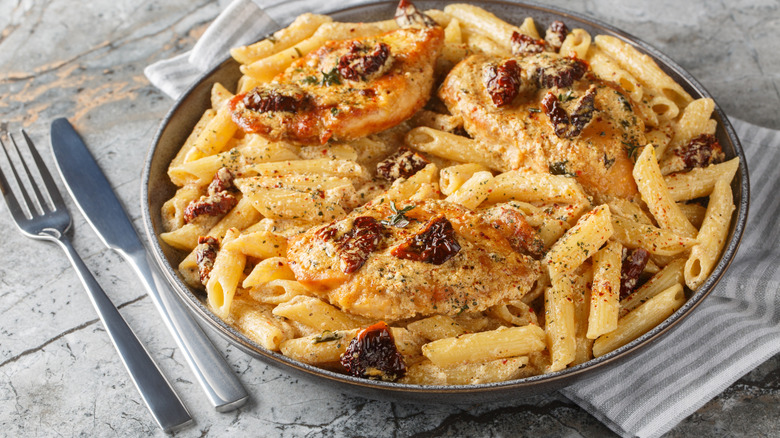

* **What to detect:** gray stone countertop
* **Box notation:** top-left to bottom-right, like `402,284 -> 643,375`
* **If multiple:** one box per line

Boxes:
1,0 -> 778,436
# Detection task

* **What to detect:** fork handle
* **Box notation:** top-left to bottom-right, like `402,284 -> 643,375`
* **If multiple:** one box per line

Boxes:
54,235 -> 192,432
123,248 -> 249,412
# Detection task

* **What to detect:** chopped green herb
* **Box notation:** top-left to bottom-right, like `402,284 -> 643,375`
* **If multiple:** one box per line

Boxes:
321,68 -> 341,86
603,153 -> 616,169
313,330 -> 342,344
380,202 -> 415,228
622,141 -> 641,161
549,160 -> 575,177
558,90 -> 575,102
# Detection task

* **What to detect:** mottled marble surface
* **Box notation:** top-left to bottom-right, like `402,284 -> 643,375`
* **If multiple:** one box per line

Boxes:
1,1 -> 778,437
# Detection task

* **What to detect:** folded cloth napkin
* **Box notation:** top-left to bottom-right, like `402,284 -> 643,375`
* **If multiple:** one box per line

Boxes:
144,1 -> 780,437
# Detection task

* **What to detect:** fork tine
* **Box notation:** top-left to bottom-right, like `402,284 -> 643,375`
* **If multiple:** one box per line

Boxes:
0,135 -> 36,219
0,139 -> 30,222
10,131 -> 52,213
20,130 -> 65,209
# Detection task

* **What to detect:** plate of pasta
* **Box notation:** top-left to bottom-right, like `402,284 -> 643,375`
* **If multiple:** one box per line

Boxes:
142,0 -> 748,401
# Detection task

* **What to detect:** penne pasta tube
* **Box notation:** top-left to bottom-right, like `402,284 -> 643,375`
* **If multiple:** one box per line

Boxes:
684,178 -> 734,290
633,144 -> 698,238
545,279 -> 576,372
230,298 -> 296,351
610,215 -> 696,256
230,13 -> 333,65
588,48 -> 644,103
405,126 -> 503,169
207,229 -> 246,319
621,257 -> 686,314
222,230 -> 287,259
593,284 -> 685,357
210,82 -> 234,110
663,158 -> 740,202
281,327 -> 420,365
559,28 -> 591,60
168,109 -> 216,172
486,170 -> 590,214
249,279 -> 311,305
407,315 -> 465,341
444,4 -> 526,47
242,158 -> 364,179
587,240 -> 622,339
183,102 -> 238,162
400,356 -> 530,386
594,35 -> 693,111
272,295 -> 368,331
544,204 -> 613,279
444,170 -> 494,209
439,163 -> 490,196
421,324 -> 546,367
242,257 -> 295,288
241,21 -> 395,81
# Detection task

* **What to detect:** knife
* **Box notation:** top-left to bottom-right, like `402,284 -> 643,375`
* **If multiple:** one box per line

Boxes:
50,118 -> 249,412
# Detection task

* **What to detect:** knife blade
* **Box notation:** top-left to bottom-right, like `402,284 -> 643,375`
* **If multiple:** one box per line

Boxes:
50,117 -> 249,412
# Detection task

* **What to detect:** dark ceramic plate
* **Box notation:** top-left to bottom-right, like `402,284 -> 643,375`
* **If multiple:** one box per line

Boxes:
142,0 -> 749,403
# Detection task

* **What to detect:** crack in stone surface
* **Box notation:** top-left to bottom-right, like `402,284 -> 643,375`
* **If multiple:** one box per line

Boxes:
0,293 -> 147,368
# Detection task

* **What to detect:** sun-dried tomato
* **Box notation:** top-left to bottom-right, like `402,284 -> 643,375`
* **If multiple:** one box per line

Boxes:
376,147 -> 430,181
544,21 -> 569,52
391,215 -> 461,264
570,86 -> 596,131
336,216 -> 385,274
541,86 -> 597,138
338,42 -> 393,81
511,31 -> 546,55
679,134 -> 726,170
620,248 -> 650,299
484,59 -> 523,107
207,167 -> 235,194
542,93 -> 570,137
243,87 -> 309,113
536,57 -> 588,89
395,0 -> 437,28
183,191 -> 238,224
195,236 -> 219,285
340,321 -> 406,381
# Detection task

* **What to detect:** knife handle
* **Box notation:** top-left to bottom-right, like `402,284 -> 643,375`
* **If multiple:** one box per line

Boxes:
124,248 -> 249,412
53,236 -> 192,432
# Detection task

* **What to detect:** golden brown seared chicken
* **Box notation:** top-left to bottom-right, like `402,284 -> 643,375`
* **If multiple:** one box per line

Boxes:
286,199 -> 541,321
230,23 -> 444,145
439,51 -> 647,199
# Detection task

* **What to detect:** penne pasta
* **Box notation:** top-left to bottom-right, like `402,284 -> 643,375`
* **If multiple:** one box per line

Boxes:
593,284 -> 685,357
633,145 -> 698,238
421,325 -> 546,367
684,178 -> 735,290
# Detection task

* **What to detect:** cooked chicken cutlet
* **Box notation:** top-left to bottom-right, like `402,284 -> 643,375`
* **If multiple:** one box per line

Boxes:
286,199 -> 541,321
230,25 -> 444,144
439,52 -> 647,199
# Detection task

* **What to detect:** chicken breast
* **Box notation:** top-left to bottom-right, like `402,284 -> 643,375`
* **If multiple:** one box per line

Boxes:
286,199 -> 541,321
230,25 -> 444,145
439,52 -> 647,199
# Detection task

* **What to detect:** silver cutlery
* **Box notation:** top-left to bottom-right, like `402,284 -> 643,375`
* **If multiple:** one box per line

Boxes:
49,118 -> 249,412
0,129 -> 192,432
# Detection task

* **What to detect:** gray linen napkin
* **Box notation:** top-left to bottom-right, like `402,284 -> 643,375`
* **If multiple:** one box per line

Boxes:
144,1 -> 780,437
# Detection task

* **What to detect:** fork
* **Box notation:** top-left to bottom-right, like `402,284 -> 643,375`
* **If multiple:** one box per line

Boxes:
0,130 -> 193,432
